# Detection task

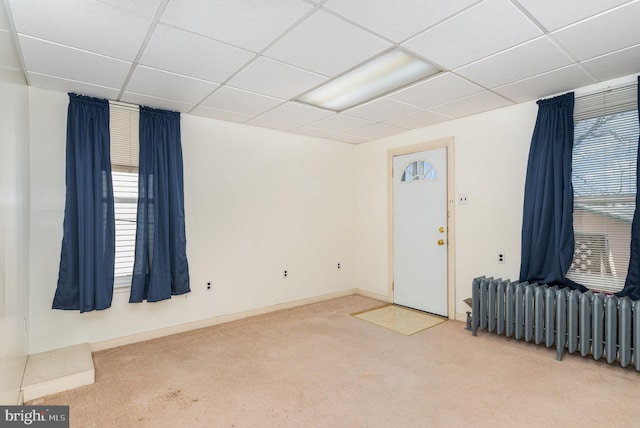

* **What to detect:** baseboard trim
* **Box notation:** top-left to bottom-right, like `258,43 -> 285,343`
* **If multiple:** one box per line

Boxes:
356,288 -> 392,302
455,312 -> 468,322
91,289 -> 384,352
357,289 -> 464,320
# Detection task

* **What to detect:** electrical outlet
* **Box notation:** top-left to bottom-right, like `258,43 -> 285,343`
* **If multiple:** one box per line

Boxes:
205,281 -> 213,292
458,193 -> 469,205
283,269 -> 288,279
497,252 -> 506,264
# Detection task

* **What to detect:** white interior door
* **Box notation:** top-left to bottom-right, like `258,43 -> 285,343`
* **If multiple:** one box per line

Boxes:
393,148 -> 448,316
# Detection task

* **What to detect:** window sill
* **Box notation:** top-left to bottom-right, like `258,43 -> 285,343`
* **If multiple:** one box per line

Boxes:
114,285 -> 130,294
114,275 -> 132,294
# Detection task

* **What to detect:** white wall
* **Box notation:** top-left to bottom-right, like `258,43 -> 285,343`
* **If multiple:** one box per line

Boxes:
354,73 -> 640,317
25,73 -> 639,353
0,81 -> 30,404
28,87 -> 356,353
354,102 -> 536,317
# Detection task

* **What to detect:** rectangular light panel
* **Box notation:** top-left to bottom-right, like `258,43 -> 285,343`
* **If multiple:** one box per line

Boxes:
296,49 -> 440,111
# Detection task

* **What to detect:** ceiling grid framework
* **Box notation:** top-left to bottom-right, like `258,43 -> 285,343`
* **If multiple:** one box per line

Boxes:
1,0 -> 639,144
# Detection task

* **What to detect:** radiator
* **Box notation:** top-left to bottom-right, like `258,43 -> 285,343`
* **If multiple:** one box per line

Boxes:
471,276 -> 640,370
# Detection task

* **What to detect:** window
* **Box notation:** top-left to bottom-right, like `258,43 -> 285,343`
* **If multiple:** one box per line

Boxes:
567,83 -> 638,293
109,103 -> 139,287
113,171 -> 138,282
401,160 -> 437,182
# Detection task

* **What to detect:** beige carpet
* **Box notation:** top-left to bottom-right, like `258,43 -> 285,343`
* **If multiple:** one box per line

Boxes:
28,295 -> 640,427
353,304 -> 446,335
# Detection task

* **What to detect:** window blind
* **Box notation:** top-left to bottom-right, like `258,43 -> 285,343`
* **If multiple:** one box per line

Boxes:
567,82 -> 639,293
574,83 -> 638,121
109,102 -> 140,285
113,171 -> 138,280
110,103 -> 139,173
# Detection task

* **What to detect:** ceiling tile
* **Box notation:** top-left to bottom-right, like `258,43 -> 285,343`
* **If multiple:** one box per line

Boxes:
552,1 -> 640,61
265,10 -> 391,77
190,106 -> 253,124
384,109 -> 451,129
580,44 -> 640,82
516,0 -> 631,31
494,65 -> 596,103
161,0 -> 314,52
247,102 -> 333,131
455,36 -> 573,88
0,29 -> 21,69
95,0 -> 164,19
202,86 -> 284,117
120,92 -> 194,113
389,73 -> 483,109
140,24 -> 254,84
0,66 -> 26,84
403,0 -> 542,69
429,91 -> 513,118
7,0 -> 638,142
296,126 -> 366,143
294,126 -> 343,141
332,134 -> 368,144
306,114 -> 373,134
126,66 -> 219,105
28,72 -> 120,100
333,134 -> 367,144
343,97 -> 419,122
9,0 -> 152,61
19,35 -> 131,89
323,0 -> 478,43
344,123 -> 405,140
227,57 -> 327,100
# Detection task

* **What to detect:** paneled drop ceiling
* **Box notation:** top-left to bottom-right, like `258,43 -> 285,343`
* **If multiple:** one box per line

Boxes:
1,0 -> 639,143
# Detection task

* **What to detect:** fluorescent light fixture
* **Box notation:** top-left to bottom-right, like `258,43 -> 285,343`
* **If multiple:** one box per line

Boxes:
296,49 -> 440,111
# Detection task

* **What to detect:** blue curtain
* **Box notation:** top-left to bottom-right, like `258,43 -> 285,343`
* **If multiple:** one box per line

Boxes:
130,107 -> 190,302
519,92 -> 587,291
617,76 -> 640,299
53,94 -> 115,312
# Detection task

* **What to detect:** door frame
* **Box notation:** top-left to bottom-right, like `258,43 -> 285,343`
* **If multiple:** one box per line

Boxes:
387,137 -> 456,319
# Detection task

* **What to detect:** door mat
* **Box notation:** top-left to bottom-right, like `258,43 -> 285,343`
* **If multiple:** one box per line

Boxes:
352,304 -> 446,336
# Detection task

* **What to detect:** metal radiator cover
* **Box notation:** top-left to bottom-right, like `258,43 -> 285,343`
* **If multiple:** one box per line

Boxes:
471,276 -> 640,370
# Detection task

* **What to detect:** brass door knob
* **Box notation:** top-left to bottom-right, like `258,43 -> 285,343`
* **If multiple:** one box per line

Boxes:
439,227 -> 445,233
437,239 -> 445,246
